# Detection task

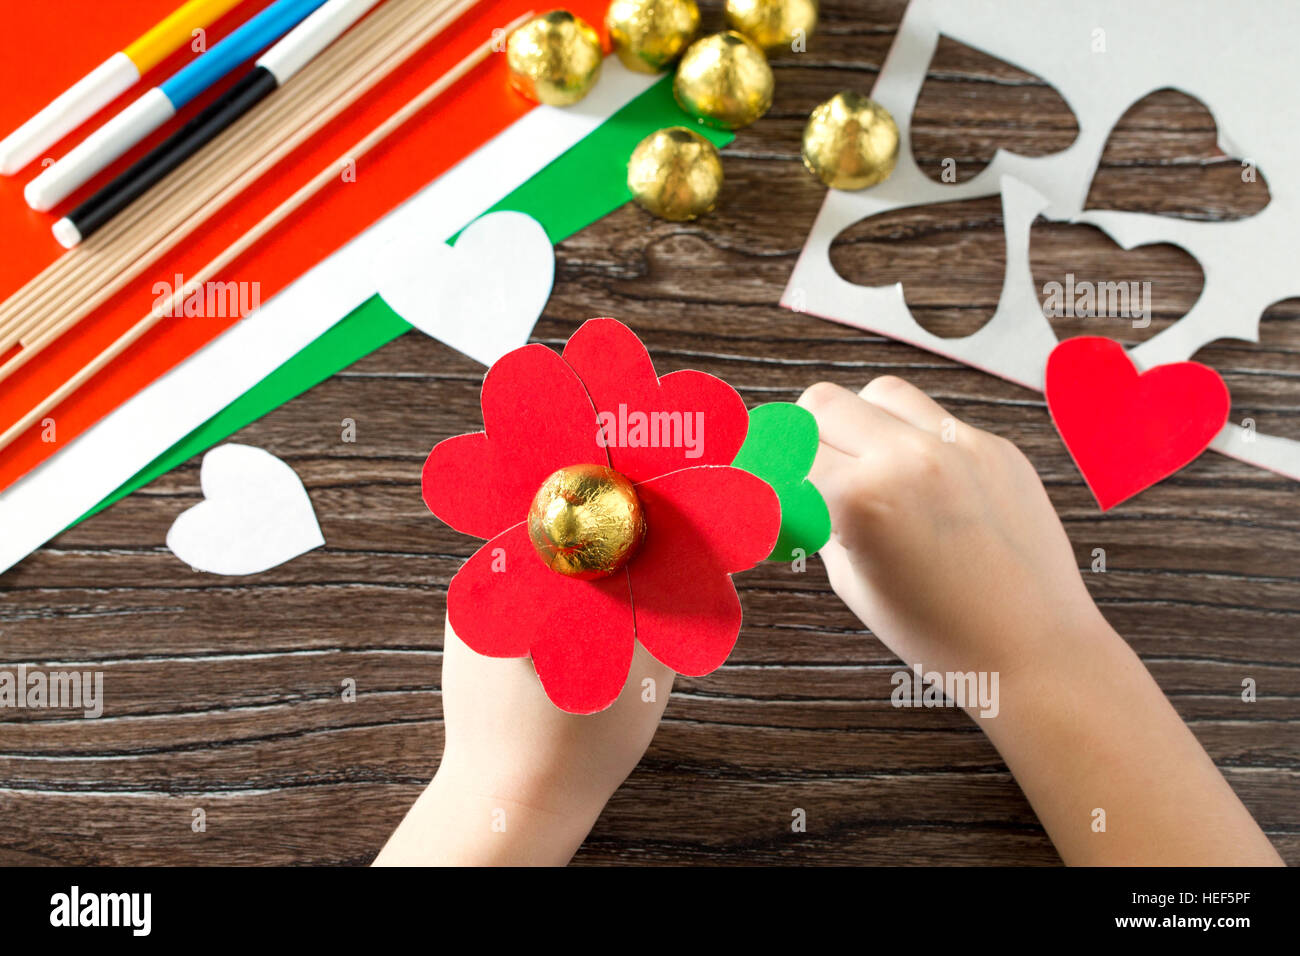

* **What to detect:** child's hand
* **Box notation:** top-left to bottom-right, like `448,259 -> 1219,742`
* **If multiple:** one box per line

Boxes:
798,376 -> 1281,866
437,618 -> 673,823
797,377 -> 1106,684
374,618 -> 672,865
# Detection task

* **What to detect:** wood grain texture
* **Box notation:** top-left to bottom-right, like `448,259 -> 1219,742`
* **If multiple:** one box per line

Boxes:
1,0 -> 1296,866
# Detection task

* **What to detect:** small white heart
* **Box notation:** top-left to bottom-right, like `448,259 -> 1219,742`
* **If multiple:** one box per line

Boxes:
166,444 -> 324,576
371,210 -> 555,366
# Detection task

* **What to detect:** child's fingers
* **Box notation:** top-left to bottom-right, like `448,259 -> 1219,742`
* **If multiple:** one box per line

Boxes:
858,375 -> 958,436
808,439 -> 867,523
816,533 -> 858,599
808,439 -> 857,487
797,381 -> 915,457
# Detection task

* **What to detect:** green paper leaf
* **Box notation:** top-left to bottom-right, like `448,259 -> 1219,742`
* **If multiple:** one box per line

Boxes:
731,402 -> 831,562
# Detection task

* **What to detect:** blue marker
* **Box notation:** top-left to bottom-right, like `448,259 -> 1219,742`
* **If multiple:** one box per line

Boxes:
25,0 -> 327,212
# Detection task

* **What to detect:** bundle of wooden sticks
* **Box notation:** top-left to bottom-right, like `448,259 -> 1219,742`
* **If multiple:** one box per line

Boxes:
0,0 -> 523,453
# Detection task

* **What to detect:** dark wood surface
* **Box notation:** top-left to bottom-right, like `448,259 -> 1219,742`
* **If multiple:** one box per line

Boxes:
1,0 -> 1296,866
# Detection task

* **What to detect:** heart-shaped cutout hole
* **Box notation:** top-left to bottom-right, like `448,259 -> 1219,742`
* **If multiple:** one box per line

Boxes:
1031,222 -> 1205,346
1189,295 -> 1300,447
911,35 -> 1079,185
1085,89 -> 1270,221
829,195 -> 1006,339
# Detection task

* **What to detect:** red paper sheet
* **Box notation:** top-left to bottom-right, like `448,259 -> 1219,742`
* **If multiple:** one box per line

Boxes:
0,0 -> 611,491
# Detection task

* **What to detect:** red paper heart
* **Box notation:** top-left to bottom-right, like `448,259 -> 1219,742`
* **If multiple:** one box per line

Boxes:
1045,337 -> 1230,510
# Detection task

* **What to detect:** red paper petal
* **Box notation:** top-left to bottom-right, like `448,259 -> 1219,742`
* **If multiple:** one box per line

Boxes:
628,466 -> 780,675
562,318 -> 749,482
447,522 -> 637,713
423,344 -> 608,539
1045,337 -> 1230,510
531,622 -> 637,716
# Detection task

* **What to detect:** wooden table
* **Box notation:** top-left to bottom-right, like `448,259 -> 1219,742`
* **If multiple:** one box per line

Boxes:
2,0 -> 1295,866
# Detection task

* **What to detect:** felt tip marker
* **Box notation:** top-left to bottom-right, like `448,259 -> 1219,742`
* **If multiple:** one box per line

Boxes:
24,0 -> 328,212
0,0 -> 245,176
54,0 -> 385,248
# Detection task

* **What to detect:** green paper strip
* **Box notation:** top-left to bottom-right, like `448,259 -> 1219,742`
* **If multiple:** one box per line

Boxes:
731,402 -> 831,562
74,77 -> 732,527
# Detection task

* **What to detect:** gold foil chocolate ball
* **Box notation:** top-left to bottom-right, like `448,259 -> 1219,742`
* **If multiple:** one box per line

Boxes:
506,10 -> 603,106
673,31 -> 774,130
627,126 -> 723,220
801,91 -> 900,190
527,464 -> 646,578
606,0 -> 700,73
725,0 -> 818,51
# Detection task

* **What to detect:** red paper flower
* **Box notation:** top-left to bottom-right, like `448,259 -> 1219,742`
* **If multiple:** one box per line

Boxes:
422,318 -> 780,713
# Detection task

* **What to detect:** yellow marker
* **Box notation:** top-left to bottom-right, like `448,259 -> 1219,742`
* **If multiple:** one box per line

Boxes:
124,0 -> 245,73
0,0 -> 247,175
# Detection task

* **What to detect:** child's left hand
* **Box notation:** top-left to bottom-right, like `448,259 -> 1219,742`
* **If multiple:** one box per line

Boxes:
374,618 -> 673,865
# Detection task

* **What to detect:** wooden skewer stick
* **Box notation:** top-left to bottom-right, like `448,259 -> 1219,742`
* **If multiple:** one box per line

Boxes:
0,16 -> 526,456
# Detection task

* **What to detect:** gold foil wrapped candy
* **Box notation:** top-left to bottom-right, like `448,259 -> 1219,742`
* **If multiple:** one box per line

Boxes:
506,10 -> 603,106
627,126 -> 723,221
725,0 -> 818,51
801,91 -> 900,190
606,0 -> 700,73
673,30 -> 774,130
528,464 -> 647,578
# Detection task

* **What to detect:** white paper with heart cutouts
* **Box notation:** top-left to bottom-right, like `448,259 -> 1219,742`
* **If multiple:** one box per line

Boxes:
372,210 -> 554,367
783,0 -> 1300,482
167,444 -> 324,575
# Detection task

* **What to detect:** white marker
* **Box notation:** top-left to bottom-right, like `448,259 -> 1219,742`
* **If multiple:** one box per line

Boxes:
0,0 -> 244,175
23,0 -> 326,211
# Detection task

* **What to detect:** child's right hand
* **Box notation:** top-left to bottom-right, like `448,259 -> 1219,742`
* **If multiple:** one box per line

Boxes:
798,376 -> 1282,865
797,377 -> 1107,685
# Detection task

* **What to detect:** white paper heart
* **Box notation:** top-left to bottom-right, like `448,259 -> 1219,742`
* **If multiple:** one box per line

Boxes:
166,444 -> 324,575
371,210 -> 554,367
